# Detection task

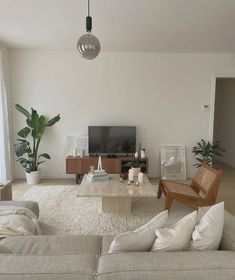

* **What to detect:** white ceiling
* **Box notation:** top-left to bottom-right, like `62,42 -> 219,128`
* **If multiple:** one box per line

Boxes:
0,0 -> 235,52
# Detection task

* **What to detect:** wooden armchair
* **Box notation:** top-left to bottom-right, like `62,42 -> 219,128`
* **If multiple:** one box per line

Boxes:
157,163 -> 222,210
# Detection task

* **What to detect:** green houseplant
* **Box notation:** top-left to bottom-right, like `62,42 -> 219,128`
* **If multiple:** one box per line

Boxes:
14,104 -> 60,185
192,139 -> 225,168
132,158 -> 145,176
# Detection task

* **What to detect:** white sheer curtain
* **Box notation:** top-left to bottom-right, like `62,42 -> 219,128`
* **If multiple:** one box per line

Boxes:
0,50 -> 11,182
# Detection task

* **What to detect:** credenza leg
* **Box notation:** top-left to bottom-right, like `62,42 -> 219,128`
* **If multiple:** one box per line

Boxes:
76,174 -> 81,184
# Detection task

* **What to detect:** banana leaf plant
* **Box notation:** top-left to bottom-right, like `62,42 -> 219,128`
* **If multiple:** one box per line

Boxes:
192,139 -> 225,167
14,104 -> 60,173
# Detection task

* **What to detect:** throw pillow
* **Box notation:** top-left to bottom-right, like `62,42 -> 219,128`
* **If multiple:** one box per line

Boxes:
151,211 -> 197,252
190,201 -> 224,251
108,210 -> 168,253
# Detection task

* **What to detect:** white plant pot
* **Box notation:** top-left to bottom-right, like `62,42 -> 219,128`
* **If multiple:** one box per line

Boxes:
132,167 -> 141,177
26,170 -> 40,186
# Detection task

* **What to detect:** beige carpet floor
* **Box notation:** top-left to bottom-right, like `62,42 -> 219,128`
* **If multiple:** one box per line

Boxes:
20,184 -> 192,235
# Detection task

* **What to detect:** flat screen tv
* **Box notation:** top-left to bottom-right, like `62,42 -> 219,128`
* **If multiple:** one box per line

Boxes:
88,126 -> 136,155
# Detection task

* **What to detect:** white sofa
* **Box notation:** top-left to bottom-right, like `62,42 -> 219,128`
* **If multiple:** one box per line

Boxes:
0,201 -> 235,280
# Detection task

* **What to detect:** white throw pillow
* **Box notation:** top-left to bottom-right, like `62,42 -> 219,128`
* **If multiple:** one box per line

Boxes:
108,210 -> 168,253
190,202 -> 224,251
151,211 -> 197,252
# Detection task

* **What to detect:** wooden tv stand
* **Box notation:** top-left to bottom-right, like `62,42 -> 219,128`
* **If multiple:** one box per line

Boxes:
66,156 -> 148,184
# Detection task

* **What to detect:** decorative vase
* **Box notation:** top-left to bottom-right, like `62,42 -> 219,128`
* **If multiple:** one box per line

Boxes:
26,170 -> 40,185
132,167 -> 141,177
140,149 -> 146,159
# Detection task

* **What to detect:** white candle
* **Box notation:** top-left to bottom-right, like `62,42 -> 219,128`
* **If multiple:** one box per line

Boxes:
73,147 -> 77,157
138,172 -> 144,184
128,169 -> 134,181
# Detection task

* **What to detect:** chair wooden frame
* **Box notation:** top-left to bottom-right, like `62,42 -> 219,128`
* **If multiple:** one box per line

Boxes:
157,163 -> 222,210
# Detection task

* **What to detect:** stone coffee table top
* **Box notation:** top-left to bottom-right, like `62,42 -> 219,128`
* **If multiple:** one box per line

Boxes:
77,174 -> 157,198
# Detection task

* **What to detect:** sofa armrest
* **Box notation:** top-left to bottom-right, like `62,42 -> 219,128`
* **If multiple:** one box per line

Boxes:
220,210 -> 235,251
0,201 -> 39,218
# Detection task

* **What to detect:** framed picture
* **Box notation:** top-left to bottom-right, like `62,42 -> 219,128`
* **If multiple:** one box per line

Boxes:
160,145 -> 186,180
66,135 -> 88,156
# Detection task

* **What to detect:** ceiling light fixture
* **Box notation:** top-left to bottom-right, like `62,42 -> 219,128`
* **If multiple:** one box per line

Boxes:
77,0 -> 101,59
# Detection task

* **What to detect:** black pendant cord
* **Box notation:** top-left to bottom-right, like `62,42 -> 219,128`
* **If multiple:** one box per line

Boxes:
86,0 -> 92,32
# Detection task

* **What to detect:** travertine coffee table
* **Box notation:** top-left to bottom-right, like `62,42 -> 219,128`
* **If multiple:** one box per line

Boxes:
77,174 -> 157,213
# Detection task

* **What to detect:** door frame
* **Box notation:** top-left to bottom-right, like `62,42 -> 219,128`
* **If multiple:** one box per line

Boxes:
209,73 -> 235,142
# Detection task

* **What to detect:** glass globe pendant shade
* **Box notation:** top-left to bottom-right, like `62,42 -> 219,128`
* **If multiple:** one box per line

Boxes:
77,32 -> 101,60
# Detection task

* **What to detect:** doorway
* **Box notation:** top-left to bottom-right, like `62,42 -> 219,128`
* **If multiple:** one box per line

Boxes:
213,77 -> 235,168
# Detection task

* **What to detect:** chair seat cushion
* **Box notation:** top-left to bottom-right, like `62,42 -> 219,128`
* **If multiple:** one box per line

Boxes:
162,181 -> 200,198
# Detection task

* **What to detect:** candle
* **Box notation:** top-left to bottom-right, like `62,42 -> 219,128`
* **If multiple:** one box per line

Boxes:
128,168 -> 134,182
138,172 -> 144,184
73,147 -> 77,157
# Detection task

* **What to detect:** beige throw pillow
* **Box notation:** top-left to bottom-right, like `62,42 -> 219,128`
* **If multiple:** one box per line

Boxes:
108,210 -> 168,253
190,202 -> 224,250
151,211 -> 197,252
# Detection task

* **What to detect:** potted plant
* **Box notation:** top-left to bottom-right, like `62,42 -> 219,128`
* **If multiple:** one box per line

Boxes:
132,158 -> 145,177
192,139 -> 225,168
14,104 -> 60,185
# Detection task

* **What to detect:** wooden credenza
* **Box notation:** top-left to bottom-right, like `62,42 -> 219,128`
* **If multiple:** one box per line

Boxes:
66,156 -> 148,184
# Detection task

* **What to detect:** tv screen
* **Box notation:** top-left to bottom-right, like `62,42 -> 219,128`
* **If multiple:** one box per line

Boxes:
88,126 -> 136,155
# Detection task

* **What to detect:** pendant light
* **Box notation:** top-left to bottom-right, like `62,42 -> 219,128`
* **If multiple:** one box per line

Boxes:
77,0 -> 101,59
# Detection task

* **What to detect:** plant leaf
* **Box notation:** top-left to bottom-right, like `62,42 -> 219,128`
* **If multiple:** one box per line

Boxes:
36,115 -> 46,138
17,127 -> 31,138
14,142 -> 28,157
45,114 -> 61,127
15,104 -> 31,119
28,108 -> 39,131
20,161 -> 28,168
39,153 -> 51,159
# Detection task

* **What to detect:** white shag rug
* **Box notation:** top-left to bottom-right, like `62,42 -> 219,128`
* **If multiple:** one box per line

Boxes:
20,185 -> 193,235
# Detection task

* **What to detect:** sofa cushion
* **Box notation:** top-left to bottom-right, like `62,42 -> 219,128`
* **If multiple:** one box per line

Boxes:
0,254 -> 96,280
98,251 -> 235,280
151,211 -> 197,252
221,210 -> 235,251
0,201 -> 39,218
0,235 -> 101,255
195,206 -> 235,251
109,210 -> 168,253
102,235 -> 114,254
190,202 -> 224,251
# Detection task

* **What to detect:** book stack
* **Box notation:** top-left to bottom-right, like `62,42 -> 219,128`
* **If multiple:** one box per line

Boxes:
87,170 -> 109,182
86,156 -> 109,182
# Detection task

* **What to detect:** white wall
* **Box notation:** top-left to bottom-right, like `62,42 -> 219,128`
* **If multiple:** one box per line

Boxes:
214,78 -> 235,167
0,44 -> 14,180
10,51 -> 235,179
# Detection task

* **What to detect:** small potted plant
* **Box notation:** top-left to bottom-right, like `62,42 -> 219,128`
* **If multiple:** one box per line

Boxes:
192,139 -> 225,167
14,104 -> 60,185
132,158 -> 145,177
